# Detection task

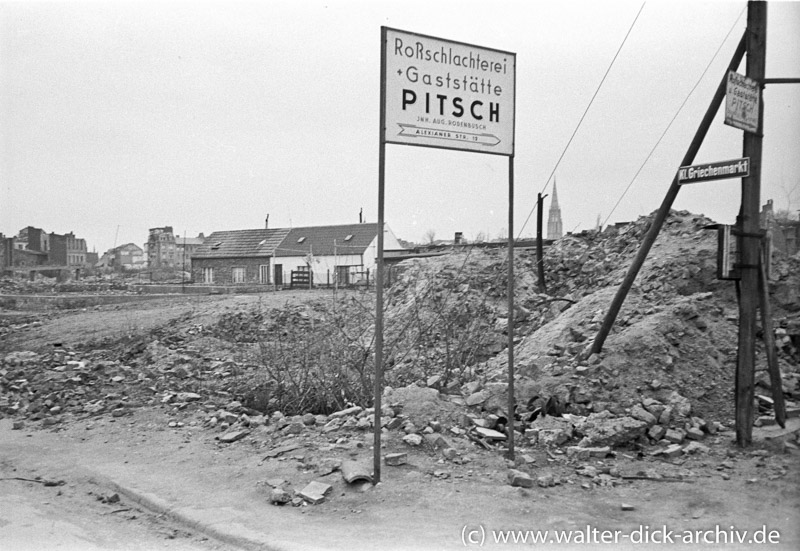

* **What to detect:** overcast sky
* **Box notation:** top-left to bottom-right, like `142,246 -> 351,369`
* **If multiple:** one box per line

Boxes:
2,0 -> 799,253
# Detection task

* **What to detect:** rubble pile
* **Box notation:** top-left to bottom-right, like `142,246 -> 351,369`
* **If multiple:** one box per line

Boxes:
1,209 -> 799,501
0,276 -> 133,296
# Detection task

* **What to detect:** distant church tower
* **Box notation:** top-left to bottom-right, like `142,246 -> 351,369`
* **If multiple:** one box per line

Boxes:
547,178 -> 563,239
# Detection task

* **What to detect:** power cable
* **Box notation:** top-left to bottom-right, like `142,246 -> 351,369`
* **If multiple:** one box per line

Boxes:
517,1 -> 646,238
600,6 -> 746,229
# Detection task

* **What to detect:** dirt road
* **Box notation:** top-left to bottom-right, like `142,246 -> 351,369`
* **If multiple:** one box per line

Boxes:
2,286 -> 799,550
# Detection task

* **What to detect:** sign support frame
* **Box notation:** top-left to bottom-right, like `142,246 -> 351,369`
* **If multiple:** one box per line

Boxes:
374,27 -> 516,482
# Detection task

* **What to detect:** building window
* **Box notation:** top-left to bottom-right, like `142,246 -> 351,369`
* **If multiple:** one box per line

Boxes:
259,264 -> 270,284
203,267 -> 214,284
232,267 -> 246,284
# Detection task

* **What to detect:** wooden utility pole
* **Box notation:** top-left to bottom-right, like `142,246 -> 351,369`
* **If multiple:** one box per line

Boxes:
735,0 -> 767,447
536,193 -> 548,294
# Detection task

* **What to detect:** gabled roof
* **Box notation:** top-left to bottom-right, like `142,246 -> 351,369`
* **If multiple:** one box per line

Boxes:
192,228 -> 290,259
274,223 -> 379,257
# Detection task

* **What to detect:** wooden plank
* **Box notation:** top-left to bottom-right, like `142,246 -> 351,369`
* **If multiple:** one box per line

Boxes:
758,247 -> 786,428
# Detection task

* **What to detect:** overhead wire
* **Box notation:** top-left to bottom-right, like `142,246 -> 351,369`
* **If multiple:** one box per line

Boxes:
517,1 -> 646,238
599,5 -> 747,230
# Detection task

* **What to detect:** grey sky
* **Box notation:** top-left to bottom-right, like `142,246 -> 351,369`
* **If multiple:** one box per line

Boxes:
1,0 -> 798,253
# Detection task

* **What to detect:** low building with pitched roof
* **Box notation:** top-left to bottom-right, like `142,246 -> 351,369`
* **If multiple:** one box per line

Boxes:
190,222 -> 402,287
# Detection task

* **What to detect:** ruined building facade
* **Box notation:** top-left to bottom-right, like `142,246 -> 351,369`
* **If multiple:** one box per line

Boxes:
147,226 -> 177,268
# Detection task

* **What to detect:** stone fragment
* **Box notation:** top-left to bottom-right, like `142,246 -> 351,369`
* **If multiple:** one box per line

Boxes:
537,429 -> 569,446
385,417 -> 403,430
282,421 -> 305,435
685,427 -> 705,441
621,503 -> 635,511
441,447 -> 458,460
630,405 -> 657,426
507,469 -> 534,488
356,417 -> 371,430
298,481 -> 332,505
566,446 -> 590,460
684,441 -> 710,455
465,391 -> 489,407
576,465 -> 598,477
475,427 -> 507,441
12,420 -> 24,430
424,433 -> 451,449
270,488 -> 292,504
329,406 -> 362,418
690,416 -> 708,431
218,429 -> 250,443
216,410 -> 239,424
664,429 -> 685,444
658,407 -> 673,426
262,443 -> 301,459
302,413 -> 317,426
662,444 -> 684,458
402,434 -> 423,446
665,392 -> 692,419
648,425 -> 666,441
384,453 -> 407,466
176,392 -> 201,402
573,414 -> 648,448
537,474 -> 556,488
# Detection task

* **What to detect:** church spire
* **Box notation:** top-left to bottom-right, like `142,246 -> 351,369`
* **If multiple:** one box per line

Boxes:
551,177 -> 559,208
547,177 -> 563,239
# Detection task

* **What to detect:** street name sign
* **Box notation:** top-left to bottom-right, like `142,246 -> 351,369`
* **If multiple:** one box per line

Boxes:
381,27 -> 516,156
677,158 -> 750,185
724,71 -> 759,133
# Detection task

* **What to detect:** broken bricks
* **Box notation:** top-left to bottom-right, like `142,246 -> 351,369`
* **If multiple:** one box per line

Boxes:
298,481 -> 332,505
384,452 -> 408,466
269,488 -> 292,505
507,469 -> 534,488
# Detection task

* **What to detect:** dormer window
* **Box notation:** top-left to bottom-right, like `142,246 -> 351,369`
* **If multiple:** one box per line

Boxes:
211,241 -> 222,250
297,237 -> 306,243
344,234 -> 353,241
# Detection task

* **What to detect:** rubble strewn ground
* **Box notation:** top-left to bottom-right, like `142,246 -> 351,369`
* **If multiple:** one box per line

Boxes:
1,209 -> 799,535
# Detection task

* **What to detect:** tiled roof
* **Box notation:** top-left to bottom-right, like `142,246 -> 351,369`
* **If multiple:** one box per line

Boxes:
191,228 -> 290,259
274,223 -> 379,257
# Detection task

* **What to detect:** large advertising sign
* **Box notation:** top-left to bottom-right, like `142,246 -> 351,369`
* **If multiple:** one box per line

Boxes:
381,27 -> 516,156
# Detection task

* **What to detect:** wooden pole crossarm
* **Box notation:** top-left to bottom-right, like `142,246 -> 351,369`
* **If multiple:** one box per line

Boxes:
762,78 -> 800,84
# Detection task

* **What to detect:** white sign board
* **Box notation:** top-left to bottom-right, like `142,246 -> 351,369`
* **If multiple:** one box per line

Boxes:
677,157 -> 750,185
381,27 -> 516,156
724,71 -> 759,134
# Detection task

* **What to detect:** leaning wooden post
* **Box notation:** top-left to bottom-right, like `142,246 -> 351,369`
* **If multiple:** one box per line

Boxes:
758,245 -> 786,428
591,31 -> 747,355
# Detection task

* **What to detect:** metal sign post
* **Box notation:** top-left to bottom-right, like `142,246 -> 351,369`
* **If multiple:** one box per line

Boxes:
375,28 -> 517,481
